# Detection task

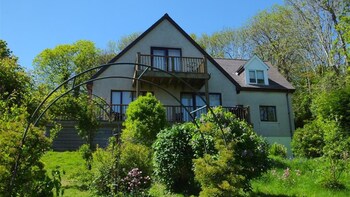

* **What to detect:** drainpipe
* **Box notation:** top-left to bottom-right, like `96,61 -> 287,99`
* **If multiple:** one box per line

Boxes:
286,93 -> 293,138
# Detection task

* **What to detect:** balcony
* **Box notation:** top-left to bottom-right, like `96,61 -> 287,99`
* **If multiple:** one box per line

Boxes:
95,104 -> 250,124
134,53 -> 210,89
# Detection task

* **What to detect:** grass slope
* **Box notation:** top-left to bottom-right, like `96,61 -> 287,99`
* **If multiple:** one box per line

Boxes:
42,151 -> 350,197
41,151 -> 90,197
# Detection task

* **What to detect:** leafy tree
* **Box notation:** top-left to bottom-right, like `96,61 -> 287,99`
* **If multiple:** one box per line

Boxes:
0,40 -> 31,105
33,40 -> 100,89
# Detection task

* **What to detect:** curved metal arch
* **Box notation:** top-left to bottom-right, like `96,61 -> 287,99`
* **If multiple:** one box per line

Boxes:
10,62 -> 228,192
34,76 -> 198,128
28,62 -> 227,144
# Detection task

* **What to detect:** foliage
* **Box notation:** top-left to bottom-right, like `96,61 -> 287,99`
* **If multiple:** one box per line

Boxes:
292,119 -> 325,158
120,142 -> 153,179
0,40 -> 31,106
319,119 -> 350,189
90,137 -> 120,196
148,182 -> 185,197
0,100 -> 58,196
75,96 -> 100,149
79,144 -> 93,170
311,85 -> 350,130
153,123 -> 199,194
33,40 -> 100,89
194,143 -> 245,197
269,143 -> 287,158
121,168 -> 151,196
122,93 -> 167,147
194,107 -> 270,194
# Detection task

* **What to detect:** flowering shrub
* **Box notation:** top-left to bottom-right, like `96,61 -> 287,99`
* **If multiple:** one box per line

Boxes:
122,168 -> 151,196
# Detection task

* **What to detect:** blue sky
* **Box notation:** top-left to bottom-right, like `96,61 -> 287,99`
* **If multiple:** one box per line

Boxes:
0,0 -> 283,70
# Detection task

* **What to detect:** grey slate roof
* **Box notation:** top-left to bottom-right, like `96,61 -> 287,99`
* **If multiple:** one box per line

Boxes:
214,58 -> 295,92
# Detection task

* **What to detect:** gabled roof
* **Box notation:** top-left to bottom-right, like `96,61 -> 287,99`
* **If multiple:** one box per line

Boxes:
214,58 -> 295,92
91,14 -> 240,89
91,13 -> 294,93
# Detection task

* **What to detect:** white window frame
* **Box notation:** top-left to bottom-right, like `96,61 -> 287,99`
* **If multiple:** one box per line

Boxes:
248,70 -> 265,85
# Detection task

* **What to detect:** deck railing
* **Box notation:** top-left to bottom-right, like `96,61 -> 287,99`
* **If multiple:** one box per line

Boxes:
136,54 -> 205,73
93,104 -> 250,123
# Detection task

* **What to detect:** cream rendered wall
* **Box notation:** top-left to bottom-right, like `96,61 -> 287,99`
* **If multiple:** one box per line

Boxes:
237,91 -> 293,137
237,91 -> 294,155
92,19 -> 238,106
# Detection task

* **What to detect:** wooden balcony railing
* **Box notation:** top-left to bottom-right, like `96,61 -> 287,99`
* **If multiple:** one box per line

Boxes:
136,54 -> 206,73
93,104 -> 250,123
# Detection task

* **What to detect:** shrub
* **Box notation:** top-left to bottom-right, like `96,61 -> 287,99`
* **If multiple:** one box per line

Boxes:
269,143 -> 287,158
194,107 -> 270,193
79,144 -> 93,170
320,119 -> 350,189
153,123 -> 199,194
0,102 -> 58,196
193,143 -> 245,196
292,119 -> 325,158
121,168 -> 150,196
91,140 -> 120,196
120,142 -> 153,178
122,93 -> 167,147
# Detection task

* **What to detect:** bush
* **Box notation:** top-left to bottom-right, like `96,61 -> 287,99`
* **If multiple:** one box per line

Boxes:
0,102 -> 59,196
194,143 -> 245,196
291,119 -> 325,158
122,93 -> 167,147
194,107 -> 270,194
79,144 -> 93,170
269,143 -> 287,158
153,123 -> 199,194
90,139 -> 119,196
320,119 -> 350,189
120,142 -> 153,178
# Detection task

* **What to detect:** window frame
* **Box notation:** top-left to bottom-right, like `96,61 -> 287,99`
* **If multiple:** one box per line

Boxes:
259,105 -> 277,122
151,47 -> 182,71
248,70 -> 265,85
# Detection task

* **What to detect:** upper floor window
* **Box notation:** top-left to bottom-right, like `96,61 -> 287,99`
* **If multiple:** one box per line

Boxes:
151,47 -> 181,71
259,106 -> 277,122
249,70 -> 265,84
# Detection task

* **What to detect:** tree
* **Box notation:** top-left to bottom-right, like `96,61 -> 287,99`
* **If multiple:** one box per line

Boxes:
0,40 -> 31,105
194,29 -> 252,59
33,40 -> 100,89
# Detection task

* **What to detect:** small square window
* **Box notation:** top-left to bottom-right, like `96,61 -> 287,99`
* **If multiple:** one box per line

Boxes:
249,70 -> 265,85
260,106 -> 277,122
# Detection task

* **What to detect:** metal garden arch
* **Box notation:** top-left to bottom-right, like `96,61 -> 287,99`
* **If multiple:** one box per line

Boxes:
9,62 -> 227,193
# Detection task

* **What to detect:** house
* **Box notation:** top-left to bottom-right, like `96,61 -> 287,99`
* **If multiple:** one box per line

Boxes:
88,13 -> 295,152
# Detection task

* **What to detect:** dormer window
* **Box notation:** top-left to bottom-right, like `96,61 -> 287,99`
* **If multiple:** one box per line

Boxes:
249,70 -> 265,85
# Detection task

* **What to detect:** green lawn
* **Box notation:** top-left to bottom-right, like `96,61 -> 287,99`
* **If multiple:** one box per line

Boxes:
41,151 -> 91,197
42,151 -> 350,197
251,157 -> 350,197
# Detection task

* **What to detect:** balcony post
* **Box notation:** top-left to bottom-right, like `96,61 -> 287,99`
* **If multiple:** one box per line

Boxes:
204,56 -> 210,110
136,52 -> 141,97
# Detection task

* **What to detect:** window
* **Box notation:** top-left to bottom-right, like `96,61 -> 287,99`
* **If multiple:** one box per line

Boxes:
151,47 -> 181,71
111,91 -> 149,120
260,106 -> 277,122
181,93 -> 221,121
249,70 -> 265,85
